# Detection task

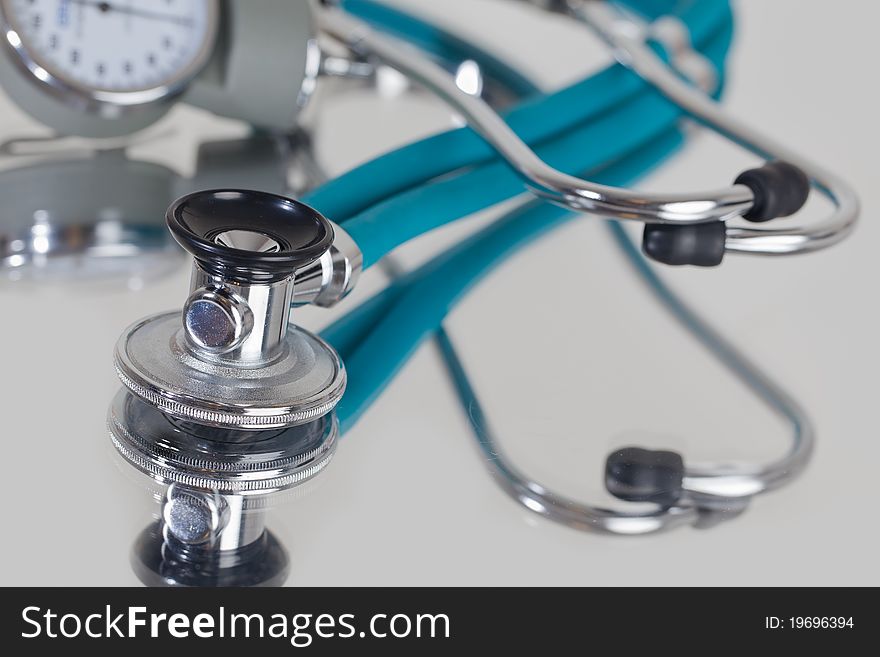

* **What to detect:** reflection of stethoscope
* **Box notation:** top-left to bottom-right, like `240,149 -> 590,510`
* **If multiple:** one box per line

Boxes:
0,0 -> 859,583
0,131 -> 323,283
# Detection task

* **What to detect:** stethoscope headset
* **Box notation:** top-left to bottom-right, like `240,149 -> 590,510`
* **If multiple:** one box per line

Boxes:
0,0 -> 859,584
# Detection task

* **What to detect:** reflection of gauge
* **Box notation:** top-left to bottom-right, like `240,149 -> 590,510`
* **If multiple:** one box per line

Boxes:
0,150 -> 183,284
0,0 -> 218,110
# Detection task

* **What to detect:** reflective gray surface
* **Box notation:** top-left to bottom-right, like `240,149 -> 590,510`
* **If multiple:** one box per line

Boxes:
0,0 -> 877,585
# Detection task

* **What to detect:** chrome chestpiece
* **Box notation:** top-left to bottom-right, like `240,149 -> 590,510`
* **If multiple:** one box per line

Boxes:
115,190 -> 347,429
108,189 -> 351,586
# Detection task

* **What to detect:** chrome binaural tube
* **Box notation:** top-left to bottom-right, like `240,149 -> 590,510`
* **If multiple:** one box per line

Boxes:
320,2 -> 858,256
319,6 -> 755,225
433,218 -> 815,535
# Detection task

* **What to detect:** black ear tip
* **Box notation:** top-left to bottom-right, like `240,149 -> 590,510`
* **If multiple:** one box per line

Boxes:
735,160 -> 810,223
642,221 -> 726,267
605,447 -> 685,507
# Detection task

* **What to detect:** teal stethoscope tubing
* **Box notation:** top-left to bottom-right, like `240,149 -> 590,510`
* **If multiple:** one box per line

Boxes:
306,0 -> 732,233
320,8 -> 733,430
326,129 -> 687,432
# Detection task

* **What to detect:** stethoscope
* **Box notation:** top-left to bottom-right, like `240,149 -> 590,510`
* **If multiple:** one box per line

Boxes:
0,0 -> 859,584
313,0 -> 856,535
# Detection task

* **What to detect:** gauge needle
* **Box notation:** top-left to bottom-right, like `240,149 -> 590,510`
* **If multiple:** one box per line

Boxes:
66,0 -> 194,27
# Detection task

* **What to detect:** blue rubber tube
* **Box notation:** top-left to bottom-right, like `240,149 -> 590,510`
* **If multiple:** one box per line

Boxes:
318,0 -> 736,431
343,82 -> 689,267
305,0 -> 732,223
326,128 -> 686,432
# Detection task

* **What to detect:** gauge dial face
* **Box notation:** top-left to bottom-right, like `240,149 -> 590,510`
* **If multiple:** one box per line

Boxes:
0,0 -> 217,102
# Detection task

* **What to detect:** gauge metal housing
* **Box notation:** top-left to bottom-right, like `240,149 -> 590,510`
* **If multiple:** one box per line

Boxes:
0,0 -> 318,136
0,0 -> 220,136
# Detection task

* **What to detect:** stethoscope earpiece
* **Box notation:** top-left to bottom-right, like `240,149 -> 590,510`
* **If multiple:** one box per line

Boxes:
605,447 -> 685,508
734,160 -> 811,224
642,222 -> 727,267
642,160 -> 812,266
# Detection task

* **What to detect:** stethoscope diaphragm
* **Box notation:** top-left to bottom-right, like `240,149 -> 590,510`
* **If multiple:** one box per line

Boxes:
114,311 -> 346,430
106,189 -> 348,586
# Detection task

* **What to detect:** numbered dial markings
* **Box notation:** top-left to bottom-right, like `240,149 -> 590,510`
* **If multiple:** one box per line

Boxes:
1,0 -> 217,97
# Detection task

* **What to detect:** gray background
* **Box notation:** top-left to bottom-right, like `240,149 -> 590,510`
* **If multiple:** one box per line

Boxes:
0,0 -> 877,585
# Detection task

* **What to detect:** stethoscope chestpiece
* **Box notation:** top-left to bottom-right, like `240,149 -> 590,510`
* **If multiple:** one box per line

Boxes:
114,189 -> 346,430
108,189 -> 347,587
